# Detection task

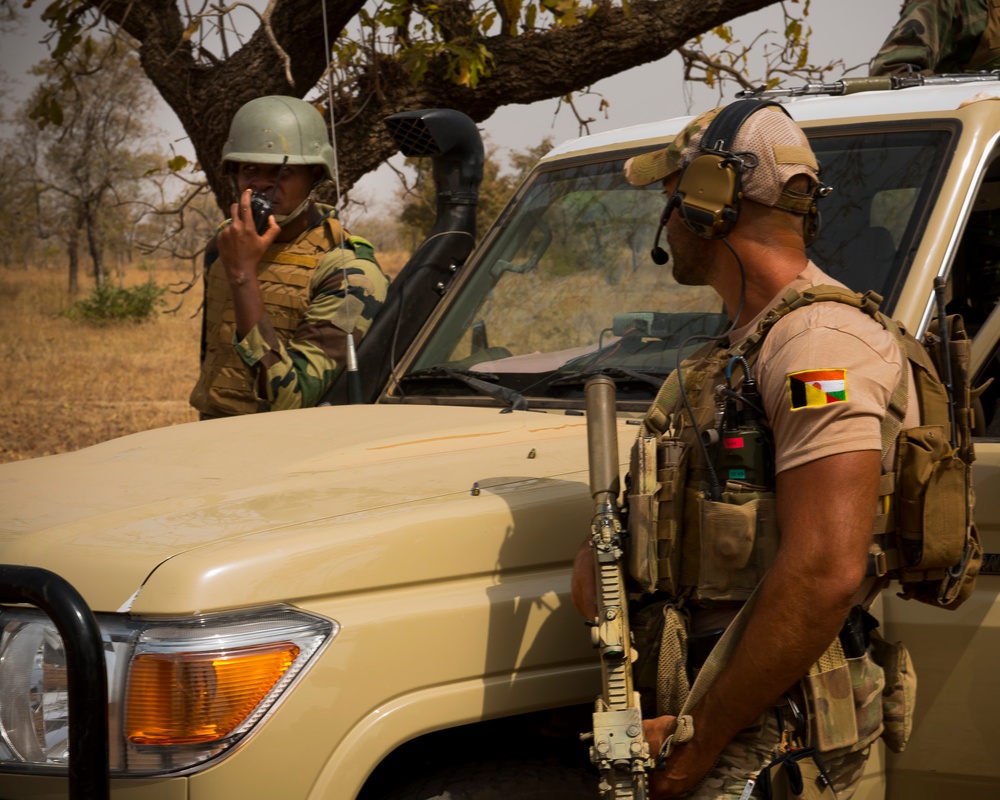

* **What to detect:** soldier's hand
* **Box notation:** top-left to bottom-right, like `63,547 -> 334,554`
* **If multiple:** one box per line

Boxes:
644,715 -> 717,798
643,714 -> 678,767
218,189 -> 281,281
570,538 -> 597,619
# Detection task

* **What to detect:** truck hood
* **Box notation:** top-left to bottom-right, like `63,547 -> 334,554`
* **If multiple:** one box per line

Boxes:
0,405 -> 597,613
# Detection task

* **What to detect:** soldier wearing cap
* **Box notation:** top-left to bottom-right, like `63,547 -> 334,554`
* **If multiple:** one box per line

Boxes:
871,0 -> 1000,76
190,95 -> 389,418
572,103 -> 913,798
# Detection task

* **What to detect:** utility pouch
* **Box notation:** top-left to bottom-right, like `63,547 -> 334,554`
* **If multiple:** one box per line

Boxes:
896,523 -> 983,608
696,489 -> 778,601
894,424 -> 966,570
628,435 -> 689,594
802,640 -> 884,754
870,631 -> 916,754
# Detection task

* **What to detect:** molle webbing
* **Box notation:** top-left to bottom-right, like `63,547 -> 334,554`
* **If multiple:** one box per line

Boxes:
635,338 -> 775,600
644,342 -> 722,436
633,284 -> 974,603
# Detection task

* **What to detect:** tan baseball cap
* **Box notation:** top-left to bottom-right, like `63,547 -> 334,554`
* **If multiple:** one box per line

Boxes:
624,103 -> 822,213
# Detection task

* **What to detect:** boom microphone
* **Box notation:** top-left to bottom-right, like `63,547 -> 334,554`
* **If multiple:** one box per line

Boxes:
650,221 -> 670,265
650,194 -> 678,265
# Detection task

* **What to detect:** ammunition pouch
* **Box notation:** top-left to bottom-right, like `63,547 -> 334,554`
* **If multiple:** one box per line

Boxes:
695,488 -> 779,601
627,435 -> 687,595
870,630 -> 916,754
627,429 -> 780,601
801,612 -> 916,757
877,314 -> 983,609
801,638 -> 884,754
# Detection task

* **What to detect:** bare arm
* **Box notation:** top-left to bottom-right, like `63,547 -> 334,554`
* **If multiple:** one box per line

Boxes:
645,449 -> 880,797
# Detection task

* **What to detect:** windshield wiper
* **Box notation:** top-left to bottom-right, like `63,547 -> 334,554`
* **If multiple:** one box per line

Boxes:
548,365 -> 668,391
400,367 -> 529,411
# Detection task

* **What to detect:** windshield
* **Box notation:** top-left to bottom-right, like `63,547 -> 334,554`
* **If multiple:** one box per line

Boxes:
398,125 -> 953,410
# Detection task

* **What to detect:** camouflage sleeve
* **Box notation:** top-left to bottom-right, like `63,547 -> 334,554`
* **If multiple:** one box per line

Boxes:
870,0 -> 961,75
233,240 -> 389,410
870,0 -> 968,75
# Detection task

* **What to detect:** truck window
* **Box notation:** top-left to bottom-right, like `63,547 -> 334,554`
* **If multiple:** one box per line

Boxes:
397,128 -> 953,410
807,127 -> 953,305
403,157 -> 723,408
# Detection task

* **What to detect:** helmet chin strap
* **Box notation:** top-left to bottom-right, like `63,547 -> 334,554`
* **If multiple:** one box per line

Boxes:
273,197 -> 311,228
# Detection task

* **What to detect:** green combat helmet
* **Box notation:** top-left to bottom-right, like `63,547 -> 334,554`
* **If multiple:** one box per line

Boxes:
222,95 -> 336,179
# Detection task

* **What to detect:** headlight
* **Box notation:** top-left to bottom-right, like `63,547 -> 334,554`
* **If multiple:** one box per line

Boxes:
0,605 -> 334,776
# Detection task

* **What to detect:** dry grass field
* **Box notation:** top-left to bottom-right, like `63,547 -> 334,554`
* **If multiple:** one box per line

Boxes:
0,251 -> 408,465
0,264 -> 204,463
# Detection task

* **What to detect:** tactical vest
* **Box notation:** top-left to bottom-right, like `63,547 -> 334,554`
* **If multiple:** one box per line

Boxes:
190,212 -> 362,417
627,285 -> 981,610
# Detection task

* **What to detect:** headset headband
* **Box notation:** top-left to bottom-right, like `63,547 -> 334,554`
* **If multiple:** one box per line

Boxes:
699,99 -> 789,157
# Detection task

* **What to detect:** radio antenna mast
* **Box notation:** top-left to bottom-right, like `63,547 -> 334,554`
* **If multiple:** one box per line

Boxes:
320,0 -> 363,403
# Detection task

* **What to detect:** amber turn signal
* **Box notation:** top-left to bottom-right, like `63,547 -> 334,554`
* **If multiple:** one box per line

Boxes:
126,641 -> 300,745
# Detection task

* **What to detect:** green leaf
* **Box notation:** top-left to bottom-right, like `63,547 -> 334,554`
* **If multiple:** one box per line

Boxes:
167,155 -> 189,172
52,23 -> 82,59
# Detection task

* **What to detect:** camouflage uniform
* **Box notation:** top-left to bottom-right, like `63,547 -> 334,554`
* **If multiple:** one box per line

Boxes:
871,0 -> 1000,75
684,705 -> 875,799
190,204 -> 388,417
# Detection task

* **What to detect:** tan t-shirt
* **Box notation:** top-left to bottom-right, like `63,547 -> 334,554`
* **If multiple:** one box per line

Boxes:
729,262 -> 916,475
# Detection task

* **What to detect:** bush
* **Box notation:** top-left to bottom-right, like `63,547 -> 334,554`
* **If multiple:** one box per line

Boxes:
66,280 -> 167,324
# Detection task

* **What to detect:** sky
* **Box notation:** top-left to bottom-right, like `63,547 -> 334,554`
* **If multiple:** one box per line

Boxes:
0,1 -> 902,211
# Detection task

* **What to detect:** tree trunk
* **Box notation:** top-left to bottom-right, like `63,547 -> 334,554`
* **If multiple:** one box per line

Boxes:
84,205 -> 105,288
67,222 -> 80,296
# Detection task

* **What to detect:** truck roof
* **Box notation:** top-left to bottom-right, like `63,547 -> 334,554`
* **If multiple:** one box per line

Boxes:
543,78 -> 1000,161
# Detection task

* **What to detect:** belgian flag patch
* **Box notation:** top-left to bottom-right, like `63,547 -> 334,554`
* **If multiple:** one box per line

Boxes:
787,369 -> 847,410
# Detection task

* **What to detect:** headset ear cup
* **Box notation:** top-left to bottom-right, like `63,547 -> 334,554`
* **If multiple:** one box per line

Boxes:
675,154 -> 743,239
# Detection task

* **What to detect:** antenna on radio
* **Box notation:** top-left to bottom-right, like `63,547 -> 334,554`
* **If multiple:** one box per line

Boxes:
321,0 -> 364,404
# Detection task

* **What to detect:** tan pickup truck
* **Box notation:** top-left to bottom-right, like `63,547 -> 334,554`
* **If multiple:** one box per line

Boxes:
2,77 -> 999,800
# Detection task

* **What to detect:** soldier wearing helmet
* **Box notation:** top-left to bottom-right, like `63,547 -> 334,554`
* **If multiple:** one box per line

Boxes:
189,95 -> 389,418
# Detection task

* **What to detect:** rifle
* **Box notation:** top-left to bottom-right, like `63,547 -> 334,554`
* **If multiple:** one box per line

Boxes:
583,376 -> 653,799
737,72 -> 1000,99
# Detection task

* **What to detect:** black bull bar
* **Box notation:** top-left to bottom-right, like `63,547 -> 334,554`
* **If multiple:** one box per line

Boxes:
0,564 -> 110,799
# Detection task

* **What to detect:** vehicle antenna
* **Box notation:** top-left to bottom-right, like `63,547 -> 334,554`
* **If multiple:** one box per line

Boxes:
321,0 -> 363,404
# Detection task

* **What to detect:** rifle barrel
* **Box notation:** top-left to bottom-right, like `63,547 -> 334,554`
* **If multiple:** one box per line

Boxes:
586,376 -> 620,505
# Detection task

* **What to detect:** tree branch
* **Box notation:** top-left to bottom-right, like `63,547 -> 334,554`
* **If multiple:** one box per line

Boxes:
69,0 -> 782,208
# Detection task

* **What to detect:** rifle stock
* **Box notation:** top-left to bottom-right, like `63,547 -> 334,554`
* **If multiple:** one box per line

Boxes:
584,377 -> 652,799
